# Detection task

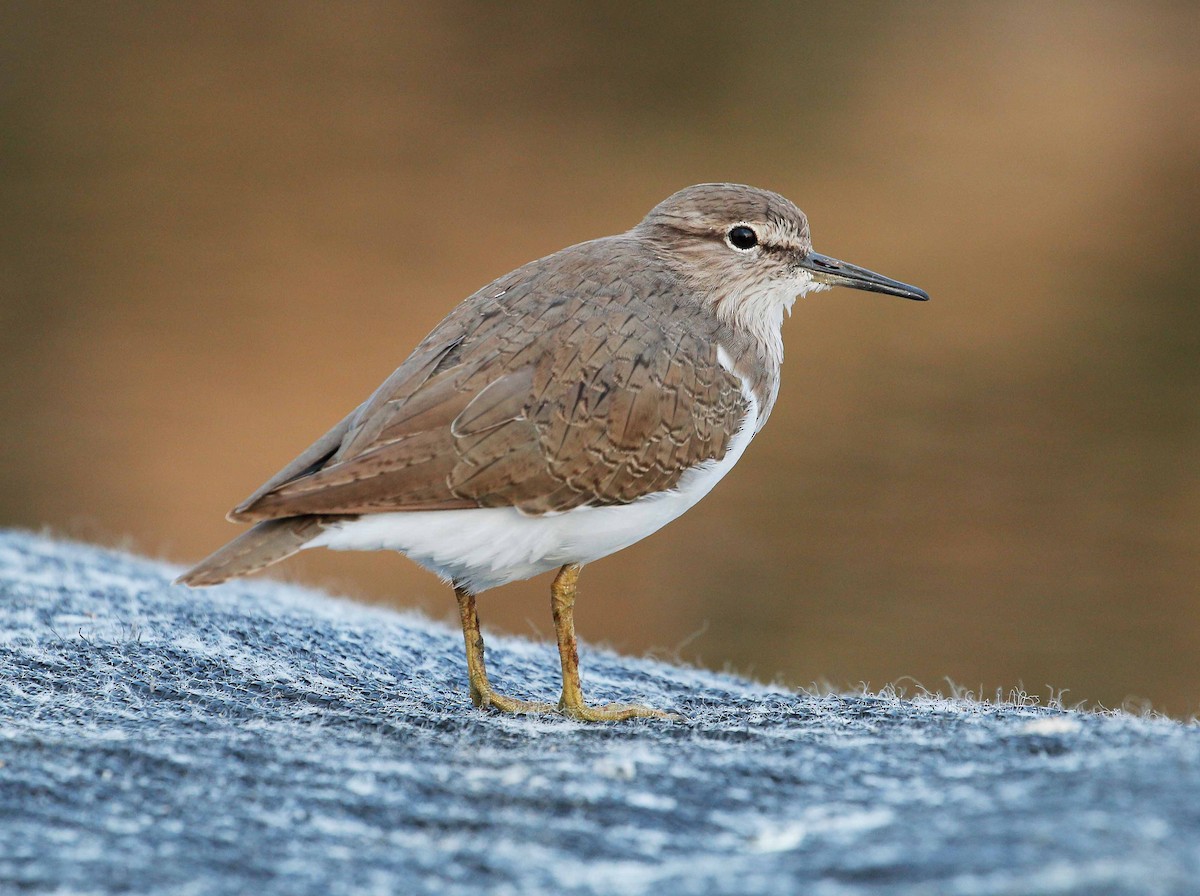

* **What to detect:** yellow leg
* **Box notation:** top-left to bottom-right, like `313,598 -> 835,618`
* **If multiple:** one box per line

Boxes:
454,585 -> 555,715
551,564 -> 680,722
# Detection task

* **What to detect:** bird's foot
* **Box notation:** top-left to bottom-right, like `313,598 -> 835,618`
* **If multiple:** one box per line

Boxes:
470,683 -> 681,721
470,683 -> 557,715
557,697 -> 683,722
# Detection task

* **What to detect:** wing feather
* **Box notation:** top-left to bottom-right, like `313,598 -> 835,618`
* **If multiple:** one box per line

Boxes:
229,237 -> 749,522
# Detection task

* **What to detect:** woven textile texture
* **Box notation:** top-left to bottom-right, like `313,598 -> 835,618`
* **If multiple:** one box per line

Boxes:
1,530 -> 1198,895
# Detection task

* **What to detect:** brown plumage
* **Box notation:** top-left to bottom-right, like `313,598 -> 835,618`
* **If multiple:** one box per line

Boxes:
180,230 -> 755,588
177,183 -> 928,721
229,240 -> 747,522
179,517 -> 338,587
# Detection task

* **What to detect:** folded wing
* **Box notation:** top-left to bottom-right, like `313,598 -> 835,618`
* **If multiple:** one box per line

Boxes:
230,242 -> 749,522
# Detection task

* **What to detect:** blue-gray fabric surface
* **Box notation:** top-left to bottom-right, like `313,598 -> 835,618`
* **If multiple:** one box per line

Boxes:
1,530 -> 1198,895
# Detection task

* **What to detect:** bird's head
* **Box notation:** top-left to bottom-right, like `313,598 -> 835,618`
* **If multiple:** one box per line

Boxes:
634,184 -> 927,350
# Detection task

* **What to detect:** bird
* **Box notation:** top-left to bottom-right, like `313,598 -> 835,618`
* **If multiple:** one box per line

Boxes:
177,183 -> 928,722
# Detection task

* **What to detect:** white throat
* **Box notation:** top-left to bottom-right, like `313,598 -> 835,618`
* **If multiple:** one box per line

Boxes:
717,269 -> 829,368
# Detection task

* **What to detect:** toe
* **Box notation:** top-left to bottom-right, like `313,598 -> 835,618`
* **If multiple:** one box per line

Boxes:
478,689 -> 557,715
560,701 -> 683,722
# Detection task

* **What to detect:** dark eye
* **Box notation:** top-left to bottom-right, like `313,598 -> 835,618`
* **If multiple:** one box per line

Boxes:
727,225 -> 758,251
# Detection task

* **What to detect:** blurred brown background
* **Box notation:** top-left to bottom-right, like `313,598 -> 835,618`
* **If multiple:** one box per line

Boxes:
3,3 -> 1197,715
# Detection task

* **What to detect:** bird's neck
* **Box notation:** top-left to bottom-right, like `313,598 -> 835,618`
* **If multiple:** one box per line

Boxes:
713,323 -> 783,433
708,281 -> 798,432
634,235 -> 788,430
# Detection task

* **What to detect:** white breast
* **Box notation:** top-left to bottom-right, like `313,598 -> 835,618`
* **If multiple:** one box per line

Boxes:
309,390 -> 761,593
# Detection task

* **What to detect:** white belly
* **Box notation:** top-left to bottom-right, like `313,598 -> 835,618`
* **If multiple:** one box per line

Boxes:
308,395 -> 759,592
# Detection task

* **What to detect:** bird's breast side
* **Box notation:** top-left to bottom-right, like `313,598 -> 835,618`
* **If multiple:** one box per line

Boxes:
234,239 -> 755,523
514,291 -> 750,512
313,389 -> 761,591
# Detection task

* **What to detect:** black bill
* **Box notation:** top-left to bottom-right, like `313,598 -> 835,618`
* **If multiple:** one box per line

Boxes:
800,252 -> 929,301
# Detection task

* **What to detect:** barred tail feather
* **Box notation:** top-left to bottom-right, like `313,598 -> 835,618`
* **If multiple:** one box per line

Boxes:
175,517 -> 329,587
